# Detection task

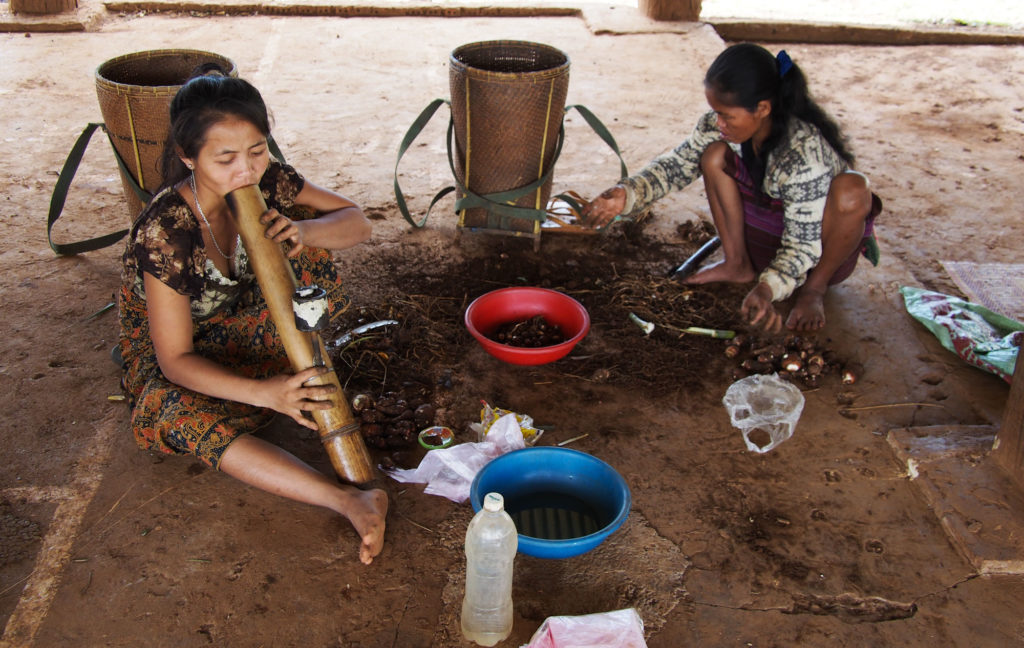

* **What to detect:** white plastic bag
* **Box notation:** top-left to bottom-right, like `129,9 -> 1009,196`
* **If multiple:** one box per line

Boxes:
521,608 -> 647,648
723,373 -> 805,453
386,413 -> 526,502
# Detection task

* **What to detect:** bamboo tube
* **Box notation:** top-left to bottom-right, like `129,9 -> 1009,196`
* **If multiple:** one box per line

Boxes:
225,185 -> 375,484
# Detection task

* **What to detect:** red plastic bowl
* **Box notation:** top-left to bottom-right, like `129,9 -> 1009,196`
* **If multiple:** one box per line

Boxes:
465,287 -> 590,366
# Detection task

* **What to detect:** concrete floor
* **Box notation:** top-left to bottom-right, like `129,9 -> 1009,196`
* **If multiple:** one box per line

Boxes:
1,5 -> 1023,647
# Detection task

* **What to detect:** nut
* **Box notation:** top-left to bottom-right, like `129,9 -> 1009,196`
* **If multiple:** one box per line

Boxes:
842,362 -> 864,385
780,352 -> 804,373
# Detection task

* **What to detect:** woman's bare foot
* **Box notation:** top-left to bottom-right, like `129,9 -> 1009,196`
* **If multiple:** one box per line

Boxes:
346,488 -> 388,565
786,286 -> 827,331
681,259 -> 757,285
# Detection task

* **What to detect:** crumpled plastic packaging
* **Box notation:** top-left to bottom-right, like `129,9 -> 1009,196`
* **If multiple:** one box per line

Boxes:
469,401 -> 543,445
900,285 -> 1023,384
723,373 -> 805,454
520,608 -> 647,648
386,413 -> 525,502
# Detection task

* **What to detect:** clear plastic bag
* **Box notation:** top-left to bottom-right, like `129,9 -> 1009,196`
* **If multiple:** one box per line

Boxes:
723,373 -> 805,453
521,608 -> 647,648
386,413 -> 525,502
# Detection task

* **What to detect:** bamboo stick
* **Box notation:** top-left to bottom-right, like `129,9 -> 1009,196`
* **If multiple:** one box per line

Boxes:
226,185 -> 374,484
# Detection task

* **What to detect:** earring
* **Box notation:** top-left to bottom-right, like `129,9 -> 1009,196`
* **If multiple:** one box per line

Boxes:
186,163 -> 193,170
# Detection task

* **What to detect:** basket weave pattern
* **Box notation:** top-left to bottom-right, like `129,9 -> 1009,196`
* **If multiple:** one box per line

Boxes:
449,41 -> 570,234
94,50 -> 237,220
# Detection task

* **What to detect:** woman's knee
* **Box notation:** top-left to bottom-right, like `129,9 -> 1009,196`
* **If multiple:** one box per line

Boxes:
700,140 -> 732,175
828,172 -> 872,217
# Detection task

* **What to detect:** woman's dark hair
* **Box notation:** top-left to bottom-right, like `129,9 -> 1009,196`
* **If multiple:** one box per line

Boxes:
704,43 -> 854,165
158,65 -> 272,190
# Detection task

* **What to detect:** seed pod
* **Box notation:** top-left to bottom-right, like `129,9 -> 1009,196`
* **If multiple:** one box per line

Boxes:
361,423 -> 383,437
351,393 -> 374,412
741,358 -> 770,373
842,362 -> 864,385
729,333 -> 749,349
360,409 -> 382,423
807,354 -> 824,376
781,352 -> 804,373
724,344 -> 742,359
836,391 -> 856,406
749,343 -> 778,358
413,403 -> 436,427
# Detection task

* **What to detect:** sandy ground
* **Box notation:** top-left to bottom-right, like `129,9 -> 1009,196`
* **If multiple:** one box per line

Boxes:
1,6 -> 1024,648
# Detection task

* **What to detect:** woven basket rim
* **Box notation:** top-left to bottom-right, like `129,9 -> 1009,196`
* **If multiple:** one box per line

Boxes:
95,49 -> 238,94
450,40 -> 570,80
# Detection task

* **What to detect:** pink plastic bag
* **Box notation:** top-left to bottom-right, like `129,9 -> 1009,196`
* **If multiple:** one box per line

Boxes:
521,608 -> 647,648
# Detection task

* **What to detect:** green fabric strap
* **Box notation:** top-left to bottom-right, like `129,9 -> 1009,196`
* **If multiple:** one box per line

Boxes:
394,98 -> 451,228
564,104 -> 629,181
393,99 -> 629,229
48,123 -> 289,256
47,123 -> 131,256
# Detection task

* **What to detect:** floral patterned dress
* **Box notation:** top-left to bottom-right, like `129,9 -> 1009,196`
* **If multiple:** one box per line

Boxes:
117,161 -> 350,469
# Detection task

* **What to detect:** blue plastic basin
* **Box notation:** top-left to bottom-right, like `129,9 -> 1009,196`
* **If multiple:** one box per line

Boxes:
470,447 -> 631,559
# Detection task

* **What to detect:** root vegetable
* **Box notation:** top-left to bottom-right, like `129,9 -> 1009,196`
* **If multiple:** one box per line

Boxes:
781,352 -> 804,373
741,358 -> 770,373
842,362 -> 864,385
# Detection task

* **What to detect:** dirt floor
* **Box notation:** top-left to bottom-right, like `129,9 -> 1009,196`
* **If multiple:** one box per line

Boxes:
2,6 -> 1024,648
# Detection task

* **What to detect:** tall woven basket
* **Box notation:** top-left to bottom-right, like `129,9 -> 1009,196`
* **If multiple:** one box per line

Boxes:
449,41 -> 570,236
95,49 -> 237,220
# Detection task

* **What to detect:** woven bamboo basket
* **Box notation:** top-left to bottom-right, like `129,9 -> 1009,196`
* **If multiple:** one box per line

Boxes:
449,41 -> 570,236
95,49 -> 237,220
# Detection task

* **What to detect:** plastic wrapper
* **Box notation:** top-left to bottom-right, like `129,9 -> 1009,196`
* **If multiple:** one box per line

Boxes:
469,401 -> 543,445
386,413 -> 525,502
521,608 -> 647,648
723,373 -> 805,453
900,285 -> 1022,384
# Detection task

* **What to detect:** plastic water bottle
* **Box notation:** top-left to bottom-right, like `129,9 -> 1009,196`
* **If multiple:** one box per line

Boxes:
461,492 -> 518,646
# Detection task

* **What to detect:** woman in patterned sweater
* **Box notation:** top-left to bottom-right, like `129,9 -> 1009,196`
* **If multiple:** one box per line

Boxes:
118,70 -> 387,564
584,43 -> 881,332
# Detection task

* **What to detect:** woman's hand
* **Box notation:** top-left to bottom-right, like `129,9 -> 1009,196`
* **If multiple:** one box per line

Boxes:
581,185 -> 626,229
260,208 -> 305,258
255,367 -> 338,430
740,282 -> 783,333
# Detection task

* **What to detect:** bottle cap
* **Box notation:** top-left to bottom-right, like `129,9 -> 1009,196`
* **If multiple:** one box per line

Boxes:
483,492 -> 504,512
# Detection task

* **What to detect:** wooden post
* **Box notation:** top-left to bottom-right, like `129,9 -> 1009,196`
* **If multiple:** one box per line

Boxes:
994,350 -> 1024,490
639,0 -> 702,22
10,0 -> 77,14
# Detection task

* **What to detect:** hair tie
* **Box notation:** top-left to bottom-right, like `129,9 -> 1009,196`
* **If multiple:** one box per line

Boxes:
776,50 -> 794,78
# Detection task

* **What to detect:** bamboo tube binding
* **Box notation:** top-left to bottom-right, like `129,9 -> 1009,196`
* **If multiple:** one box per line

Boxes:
225,185 -> 375,484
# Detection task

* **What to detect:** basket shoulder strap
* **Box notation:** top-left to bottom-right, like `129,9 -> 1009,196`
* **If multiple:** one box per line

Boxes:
449,120 -> 564,223
394,98 -> 451,228
564,104 -> 629,180
267,135 -> 286,165
48,123 -> 131,256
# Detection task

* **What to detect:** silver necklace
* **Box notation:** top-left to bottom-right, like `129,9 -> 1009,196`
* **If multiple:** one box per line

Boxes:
190,172 -> 238,259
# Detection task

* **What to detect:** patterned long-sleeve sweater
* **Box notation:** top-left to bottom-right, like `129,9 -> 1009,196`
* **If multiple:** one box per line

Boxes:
620,110 -> 850,301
